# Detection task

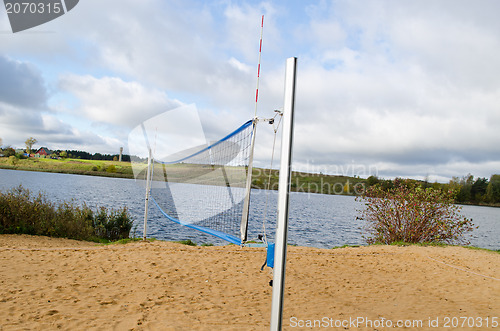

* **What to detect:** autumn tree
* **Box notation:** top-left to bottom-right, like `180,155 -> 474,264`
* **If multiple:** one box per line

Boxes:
357,179 -> 475,245
25,137 -> 37,154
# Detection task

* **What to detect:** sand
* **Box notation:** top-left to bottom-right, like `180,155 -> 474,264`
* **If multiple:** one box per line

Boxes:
0,235 -> 498,330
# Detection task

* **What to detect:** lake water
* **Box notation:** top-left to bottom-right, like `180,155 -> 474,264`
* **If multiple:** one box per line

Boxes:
0,169 -> 498,250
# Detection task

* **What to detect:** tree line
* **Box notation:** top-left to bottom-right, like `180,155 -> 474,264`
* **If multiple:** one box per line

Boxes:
0,136 -> 130,162
366,174 -> 500,206
56,150 -> 131,162
0,147 -> 130,162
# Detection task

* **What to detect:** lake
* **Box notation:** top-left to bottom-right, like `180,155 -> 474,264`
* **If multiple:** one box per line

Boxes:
0,169 -> 498,250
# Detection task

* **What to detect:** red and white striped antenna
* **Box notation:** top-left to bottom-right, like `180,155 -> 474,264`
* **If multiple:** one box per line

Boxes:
254,14 -> 264,118
241,15 -> 264,239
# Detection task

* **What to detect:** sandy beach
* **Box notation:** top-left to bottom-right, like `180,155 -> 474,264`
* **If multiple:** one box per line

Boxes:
0,234 -> 498,330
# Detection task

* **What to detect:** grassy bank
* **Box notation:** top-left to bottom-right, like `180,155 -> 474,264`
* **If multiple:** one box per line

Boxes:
0,156 -> 135,179
251,168 -> 365,195
2,157 -> 498,206
0,156 -> 365,196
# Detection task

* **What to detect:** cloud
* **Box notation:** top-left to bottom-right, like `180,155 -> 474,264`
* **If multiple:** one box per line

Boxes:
2,0 -> 500,181
0,57 -> 119,153
0,55 -> 48,108
58,74 -> 182,128
282,0 -> 500,180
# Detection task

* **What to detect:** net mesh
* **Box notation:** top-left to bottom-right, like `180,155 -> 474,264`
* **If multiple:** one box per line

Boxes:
148,120 -> 254,244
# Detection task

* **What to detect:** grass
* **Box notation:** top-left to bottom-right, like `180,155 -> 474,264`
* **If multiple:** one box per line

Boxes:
0,157 -> 135,179
462,245 -> 500,254
370,241 -> 500,253
387,241 -> 448,247
330,242 -> 499,253
332,244 -> 361,249
101,238 -> 157,245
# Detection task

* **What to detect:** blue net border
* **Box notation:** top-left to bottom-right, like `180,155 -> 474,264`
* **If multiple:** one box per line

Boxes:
151,196 -> 242,245
157,119 -> 254,165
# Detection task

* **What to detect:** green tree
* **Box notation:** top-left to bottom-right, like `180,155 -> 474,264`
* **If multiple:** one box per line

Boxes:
357,179 -> 475,245
3,147 -> 16,157
471,177 -> 488,202
455,174 -> 474,203
366,175 -> 380,187
25,137 -> 37,154
486,175 -> 500,203
59,151 -> 67,158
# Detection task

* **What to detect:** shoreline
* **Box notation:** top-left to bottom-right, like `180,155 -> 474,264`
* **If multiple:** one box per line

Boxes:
2,165 -> 500,208
0,234 -> 499,330
0,164 -> 134,180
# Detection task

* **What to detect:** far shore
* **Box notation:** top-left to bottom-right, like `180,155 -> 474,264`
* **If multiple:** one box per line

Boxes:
2,157 -> 500,208
0,158 -> 135,179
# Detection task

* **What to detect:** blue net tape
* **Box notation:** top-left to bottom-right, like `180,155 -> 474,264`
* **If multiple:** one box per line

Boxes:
151,196 -> 242,245
157,119 -> 253,165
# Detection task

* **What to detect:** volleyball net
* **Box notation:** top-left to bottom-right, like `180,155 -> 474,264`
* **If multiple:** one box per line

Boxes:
128,105 -> 255,245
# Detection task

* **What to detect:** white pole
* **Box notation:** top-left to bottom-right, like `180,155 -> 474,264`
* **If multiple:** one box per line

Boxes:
270,57 -> 297,331
143,148 -> 152,240
241,119 -> 257,242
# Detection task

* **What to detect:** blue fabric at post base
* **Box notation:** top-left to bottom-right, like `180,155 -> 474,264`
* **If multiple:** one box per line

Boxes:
267,243 -> 275,268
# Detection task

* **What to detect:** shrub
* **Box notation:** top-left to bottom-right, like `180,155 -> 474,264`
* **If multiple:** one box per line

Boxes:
7,155 -> 17,166
0,185 -> 133,242
92,206 -> 132,241
356,179 -> 475,245
106,165 -> 116,173
175,239 -> 197,246
3,147 -> 16,157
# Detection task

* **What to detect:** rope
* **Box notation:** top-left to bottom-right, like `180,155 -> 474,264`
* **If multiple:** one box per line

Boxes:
261,111 -> 283,245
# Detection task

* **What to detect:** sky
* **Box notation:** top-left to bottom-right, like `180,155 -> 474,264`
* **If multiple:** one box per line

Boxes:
1,0 -> 499,183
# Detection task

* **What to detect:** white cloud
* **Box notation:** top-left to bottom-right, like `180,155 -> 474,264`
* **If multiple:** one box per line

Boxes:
228,57 -> 252,74
1,0 -> 500,181
58,74 -> 182,128
281,0 -> 500,181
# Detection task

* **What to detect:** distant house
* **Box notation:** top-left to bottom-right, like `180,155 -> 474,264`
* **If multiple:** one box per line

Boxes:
34,147 -> 52,158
